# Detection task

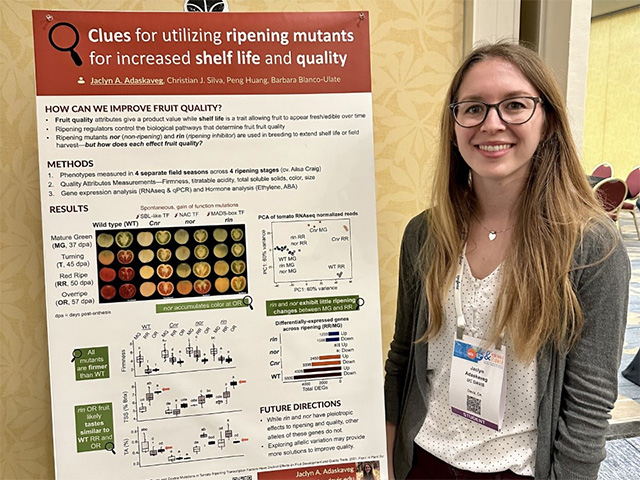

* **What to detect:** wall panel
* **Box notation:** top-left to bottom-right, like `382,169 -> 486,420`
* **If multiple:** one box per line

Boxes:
0,1 -> 463,478
584,7 -> 640,177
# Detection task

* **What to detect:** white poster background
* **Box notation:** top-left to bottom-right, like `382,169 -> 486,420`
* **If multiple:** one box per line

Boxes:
38,89 -> 386,478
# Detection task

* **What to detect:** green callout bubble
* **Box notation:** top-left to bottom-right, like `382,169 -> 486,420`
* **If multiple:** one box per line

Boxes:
156,298 -> 246,313
74,346 -> 110,381
75,402 -> 114,453
265,295 -> 360,316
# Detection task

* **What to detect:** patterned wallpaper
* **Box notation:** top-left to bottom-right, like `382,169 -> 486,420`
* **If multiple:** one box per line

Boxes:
583,7 -> 640,179
0,0 -> 463,478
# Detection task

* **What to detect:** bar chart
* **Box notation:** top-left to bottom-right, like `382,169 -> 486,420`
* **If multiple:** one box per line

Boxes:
280,329 -> 354,383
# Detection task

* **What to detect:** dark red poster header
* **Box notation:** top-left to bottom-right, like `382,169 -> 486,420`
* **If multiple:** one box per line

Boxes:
32,10 -> 371,96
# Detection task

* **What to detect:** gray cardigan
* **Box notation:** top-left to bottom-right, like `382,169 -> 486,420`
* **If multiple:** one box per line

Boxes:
384,212 -> 630,480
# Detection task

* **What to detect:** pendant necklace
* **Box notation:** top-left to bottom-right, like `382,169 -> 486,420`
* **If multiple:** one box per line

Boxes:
474,216 -> 513,241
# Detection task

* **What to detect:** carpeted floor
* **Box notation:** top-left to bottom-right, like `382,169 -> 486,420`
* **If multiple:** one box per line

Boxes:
599,215 -> 640,479
600,437 -> 640,479
616,215 -> 640,410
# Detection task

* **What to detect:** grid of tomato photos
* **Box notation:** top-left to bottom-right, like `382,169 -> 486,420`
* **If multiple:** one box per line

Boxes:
95,224 -> 248,303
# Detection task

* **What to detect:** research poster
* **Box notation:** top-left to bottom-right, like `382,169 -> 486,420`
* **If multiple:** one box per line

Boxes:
33,9 -> 387,480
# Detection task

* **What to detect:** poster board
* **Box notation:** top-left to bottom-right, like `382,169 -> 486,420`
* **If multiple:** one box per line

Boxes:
33,9 -> 387,480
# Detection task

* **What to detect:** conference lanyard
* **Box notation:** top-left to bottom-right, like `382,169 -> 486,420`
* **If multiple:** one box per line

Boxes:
449,249 -> 507,431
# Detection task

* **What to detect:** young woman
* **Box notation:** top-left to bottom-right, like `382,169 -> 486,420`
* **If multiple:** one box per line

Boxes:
384,42 -> 630,480
361,462 -> 376,480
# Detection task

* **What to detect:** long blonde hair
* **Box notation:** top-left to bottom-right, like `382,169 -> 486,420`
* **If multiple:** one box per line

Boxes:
423,42 -> 611,362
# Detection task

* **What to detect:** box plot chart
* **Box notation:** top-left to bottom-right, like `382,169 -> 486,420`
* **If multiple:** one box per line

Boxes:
271,218 -> 353,284
128,322 -> 248,466
132,324 -> 236,377
280,329 -> 354,383
135,419 -> 247,467
134,375 -> 244,421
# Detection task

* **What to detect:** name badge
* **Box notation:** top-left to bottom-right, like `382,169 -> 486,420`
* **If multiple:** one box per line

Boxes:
449,334 -> 506,431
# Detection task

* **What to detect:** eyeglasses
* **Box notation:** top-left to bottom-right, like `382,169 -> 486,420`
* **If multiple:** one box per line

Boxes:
449,96 -> 543,128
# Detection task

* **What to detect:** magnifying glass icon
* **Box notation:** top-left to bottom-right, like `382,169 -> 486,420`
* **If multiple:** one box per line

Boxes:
104,442 -> 116,455
242,295 -> 254,310
356,297 -> 365,310
48,22 -> 83,66
71,349 -> 83,363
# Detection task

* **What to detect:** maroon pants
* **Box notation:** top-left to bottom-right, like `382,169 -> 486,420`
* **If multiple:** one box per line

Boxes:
407,444 -> 533,480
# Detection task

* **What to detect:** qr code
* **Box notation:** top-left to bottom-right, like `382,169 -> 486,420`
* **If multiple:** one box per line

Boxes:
467,395 -> 481,415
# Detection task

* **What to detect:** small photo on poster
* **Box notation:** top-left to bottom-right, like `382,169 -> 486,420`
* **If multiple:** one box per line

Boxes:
356,461 -> 380,480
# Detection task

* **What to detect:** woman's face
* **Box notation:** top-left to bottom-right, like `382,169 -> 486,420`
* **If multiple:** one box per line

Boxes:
364,464 -> 372,473
453,58 -> 546,189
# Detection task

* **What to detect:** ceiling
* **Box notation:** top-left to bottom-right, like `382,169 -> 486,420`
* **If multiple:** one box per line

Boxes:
592,0 -> 640,18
